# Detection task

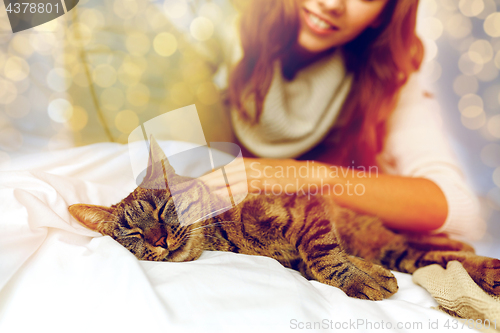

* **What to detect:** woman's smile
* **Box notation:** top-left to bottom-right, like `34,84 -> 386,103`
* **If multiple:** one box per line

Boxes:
302,8 -> 340,35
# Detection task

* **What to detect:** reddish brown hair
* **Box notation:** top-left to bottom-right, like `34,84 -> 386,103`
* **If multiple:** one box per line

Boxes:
228,0 -> 424,167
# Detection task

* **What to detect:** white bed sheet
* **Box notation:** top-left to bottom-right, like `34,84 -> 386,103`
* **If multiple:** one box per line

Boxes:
0,141 -> 479,333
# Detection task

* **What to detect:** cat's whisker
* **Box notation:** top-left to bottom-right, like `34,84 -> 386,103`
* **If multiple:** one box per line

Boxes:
183,234 -> 218,242
187,220 -> 243,232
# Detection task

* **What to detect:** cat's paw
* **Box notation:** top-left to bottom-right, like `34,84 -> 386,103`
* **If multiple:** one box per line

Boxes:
342,268 -> 397,301
464,257 -> 500,296
347,256 -> 399,300
314,258 -> 398,301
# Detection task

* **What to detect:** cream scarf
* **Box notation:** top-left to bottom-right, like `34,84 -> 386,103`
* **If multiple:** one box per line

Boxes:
230,47 -> 354,159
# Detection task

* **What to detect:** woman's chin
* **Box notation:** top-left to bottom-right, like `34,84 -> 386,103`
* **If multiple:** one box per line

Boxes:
297,34 -> 337,54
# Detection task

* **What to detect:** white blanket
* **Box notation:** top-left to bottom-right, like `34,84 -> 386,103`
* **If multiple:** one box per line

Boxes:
0,142 -> 479,333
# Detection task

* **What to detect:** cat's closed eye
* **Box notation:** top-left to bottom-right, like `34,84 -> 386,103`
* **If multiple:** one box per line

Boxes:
121,229 -> 143,238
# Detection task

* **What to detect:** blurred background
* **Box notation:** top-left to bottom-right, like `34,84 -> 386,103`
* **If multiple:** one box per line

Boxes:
0,0 -> 498,252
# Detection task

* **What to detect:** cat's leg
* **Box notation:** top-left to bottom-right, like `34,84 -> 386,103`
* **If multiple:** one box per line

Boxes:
404,233 -> 475,253
333,208 -> 499,295
396,250 -> 500,295
285,198 -> 398,300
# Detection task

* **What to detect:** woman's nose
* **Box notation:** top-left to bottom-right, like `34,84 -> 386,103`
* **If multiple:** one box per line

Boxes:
318,0 -> 346,15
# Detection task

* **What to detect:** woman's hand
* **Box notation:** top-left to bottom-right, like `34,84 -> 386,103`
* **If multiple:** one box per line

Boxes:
199,157 -> 329,197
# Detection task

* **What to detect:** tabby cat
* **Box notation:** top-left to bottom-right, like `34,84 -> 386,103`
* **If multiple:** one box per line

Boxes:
69,137 -> 500,301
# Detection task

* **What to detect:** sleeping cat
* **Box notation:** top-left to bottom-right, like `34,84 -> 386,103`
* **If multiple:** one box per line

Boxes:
69,137 -> 500,301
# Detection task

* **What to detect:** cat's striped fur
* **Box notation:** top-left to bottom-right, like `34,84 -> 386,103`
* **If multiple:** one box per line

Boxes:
69,138 -> 500,301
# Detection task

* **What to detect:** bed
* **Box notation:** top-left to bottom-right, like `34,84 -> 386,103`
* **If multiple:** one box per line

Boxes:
0,140 -> 490,333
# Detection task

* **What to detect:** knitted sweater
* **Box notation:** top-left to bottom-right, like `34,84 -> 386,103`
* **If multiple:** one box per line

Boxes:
230,48 -> 485,241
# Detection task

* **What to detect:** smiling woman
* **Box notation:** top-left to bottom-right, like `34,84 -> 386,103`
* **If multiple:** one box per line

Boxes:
220,0 -> 485,239
298,0 -> 389,52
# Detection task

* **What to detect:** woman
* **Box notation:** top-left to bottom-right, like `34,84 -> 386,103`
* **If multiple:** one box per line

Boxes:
203,0 -> 484,240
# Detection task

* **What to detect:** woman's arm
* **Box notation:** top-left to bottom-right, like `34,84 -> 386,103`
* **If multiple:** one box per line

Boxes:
318,165 -> 448,232
202,157 -> 447,232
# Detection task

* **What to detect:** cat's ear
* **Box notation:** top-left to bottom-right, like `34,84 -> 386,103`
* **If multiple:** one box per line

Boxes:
68,204 -> 115,232
142,135 -> 176,187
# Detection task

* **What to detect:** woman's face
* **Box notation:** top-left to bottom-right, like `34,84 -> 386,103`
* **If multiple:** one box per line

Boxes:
297,0 -> 390,53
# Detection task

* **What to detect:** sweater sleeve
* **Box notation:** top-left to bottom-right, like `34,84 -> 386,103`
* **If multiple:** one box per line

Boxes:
377,72 -> 486,241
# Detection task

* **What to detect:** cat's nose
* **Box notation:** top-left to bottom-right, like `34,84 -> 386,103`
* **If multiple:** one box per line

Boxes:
154,236 -> 168,249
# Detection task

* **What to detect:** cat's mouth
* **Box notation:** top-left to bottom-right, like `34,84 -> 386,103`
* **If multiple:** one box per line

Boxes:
163,238 -> 191,262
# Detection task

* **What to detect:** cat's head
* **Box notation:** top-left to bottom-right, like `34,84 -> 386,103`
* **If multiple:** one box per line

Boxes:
68,136 -> 209,262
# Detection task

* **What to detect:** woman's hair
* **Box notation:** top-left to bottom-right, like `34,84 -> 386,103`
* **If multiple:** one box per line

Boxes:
228,0 -> 424,167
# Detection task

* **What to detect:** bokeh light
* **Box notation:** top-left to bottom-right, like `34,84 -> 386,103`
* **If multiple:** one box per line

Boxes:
190,17 -> 214,41
494,50 -> 500,69
48,99 -> 73,123
79,8 -> 105,30
47,68 -> 72,92
113,0 -> 138,20
476,61 -> 499,82
153,33 -> 178,57
419,17 -> 443,40
66,23 -> 92,47
441,0 -> 459,11
66,106 -> 89,131
487,114 -> 500,138
163,0 -> 188,20
420,0 -> 438,16
118,55 -> 146,86
468,39 -> 494,64
459,0 -> 485,17
445,14 -> 472,39
476,0 -> 497,19
29,32 -> 57,55
0,79 -> 18,105
461,105 -> 484,118
9,34 -> 34,58
461,111 -> 486,130
483,12 -> 500,37
459,93 -> 484,111
199,2 -> 223,22
458,52 -> 484,75
493,167 -> 500,187
4,56 -> 30,82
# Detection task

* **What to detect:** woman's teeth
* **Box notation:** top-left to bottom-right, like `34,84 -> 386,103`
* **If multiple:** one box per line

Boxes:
308,12 -> 334,30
